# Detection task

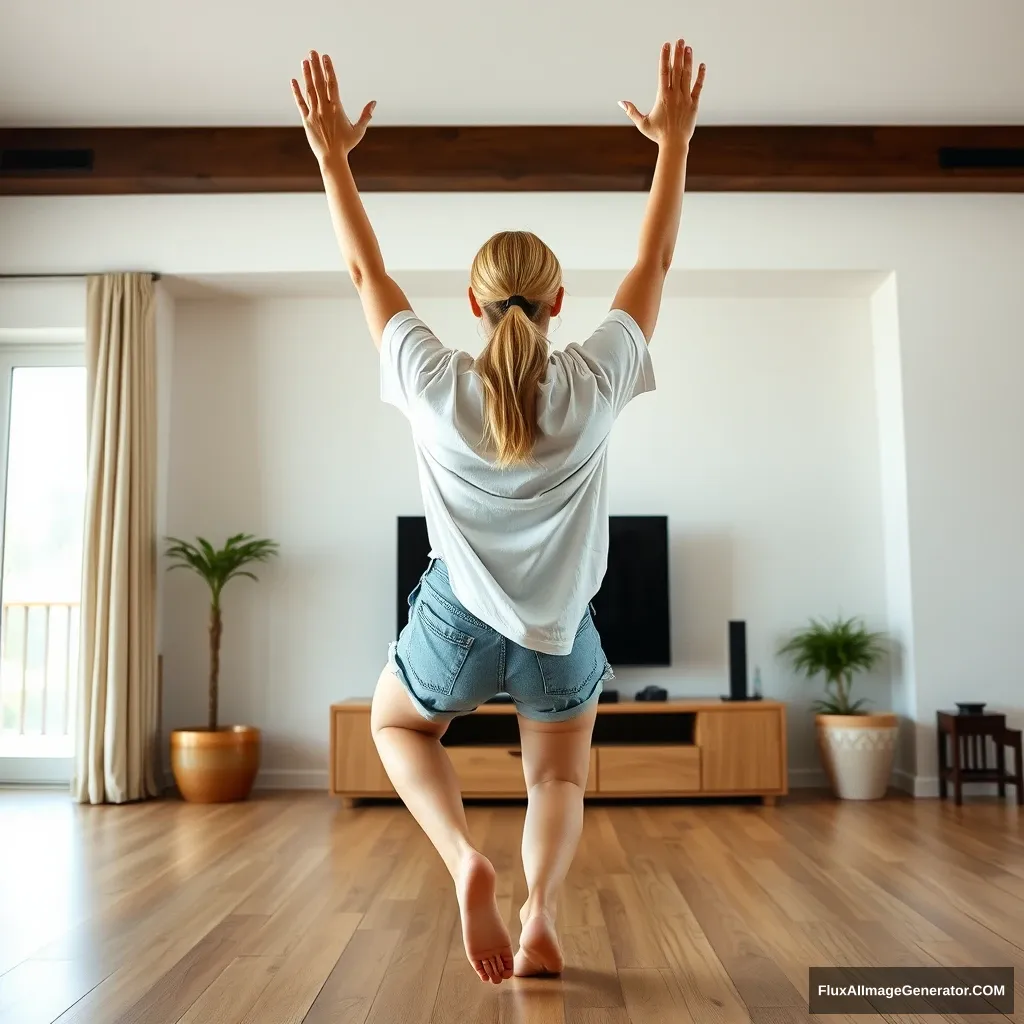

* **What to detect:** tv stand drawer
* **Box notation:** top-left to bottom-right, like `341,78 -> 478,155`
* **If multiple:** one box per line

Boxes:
447,747 -> 526,794
597,745 -> 701,794
447,747 -> 598,795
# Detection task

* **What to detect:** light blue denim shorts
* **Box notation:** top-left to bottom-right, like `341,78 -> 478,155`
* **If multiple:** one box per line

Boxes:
388,559 -> 613,723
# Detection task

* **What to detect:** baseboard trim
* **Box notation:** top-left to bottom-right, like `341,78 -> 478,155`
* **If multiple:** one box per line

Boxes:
158,765 -> 945,798
911,775 -> 940,798
0,781 -> 69,790
0,757 -> 72,787
255,769 -> 330,791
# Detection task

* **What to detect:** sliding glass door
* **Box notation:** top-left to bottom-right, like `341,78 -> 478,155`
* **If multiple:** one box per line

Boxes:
0,349 -> 87,784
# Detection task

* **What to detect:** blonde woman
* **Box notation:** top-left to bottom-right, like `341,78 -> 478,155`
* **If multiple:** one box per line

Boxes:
292,40 -> 704,985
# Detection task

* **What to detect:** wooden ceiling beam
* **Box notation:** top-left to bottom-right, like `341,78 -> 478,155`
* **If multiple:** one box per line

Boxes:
1,125 -> 1023,195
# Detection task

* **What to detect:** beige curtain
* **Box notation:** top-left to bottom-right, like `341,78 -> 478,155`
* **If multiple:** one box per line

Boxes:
72,273 -> 160,804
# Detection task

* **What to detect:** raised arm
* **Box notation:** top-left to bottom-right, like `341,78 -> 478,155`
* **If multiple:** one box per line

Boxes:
612,40 -> 705,342
291,51 -> 409,349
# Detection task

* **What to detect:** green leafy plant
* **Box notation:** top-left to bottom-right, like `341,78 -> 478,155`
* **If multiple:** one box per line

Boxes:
778,615 -> 886,715
165,534 -> 279,730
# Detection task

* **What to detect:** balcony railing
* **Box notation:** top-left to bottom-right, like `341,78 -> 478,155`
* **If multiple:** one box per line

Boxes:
0,602 -> 80,739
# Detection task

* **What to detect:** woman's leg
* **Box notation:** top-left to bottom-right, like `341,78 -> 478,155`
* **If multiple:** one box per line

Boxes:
514,702 -> 598,976
370,667 -> 514,983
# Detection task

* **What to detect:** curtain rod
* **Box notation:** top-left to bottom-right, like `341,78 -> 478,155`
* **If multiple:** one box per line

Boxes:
0,272 -> 162,281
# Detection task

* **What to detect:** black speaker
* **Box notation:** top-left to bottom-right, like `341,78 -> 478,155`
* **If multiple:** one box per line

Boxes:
721,620 -> 759,701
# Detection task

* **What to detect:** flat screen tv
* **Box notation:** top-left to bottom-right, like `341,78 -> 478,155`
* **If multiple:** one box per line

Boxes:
396,515 -> 670,666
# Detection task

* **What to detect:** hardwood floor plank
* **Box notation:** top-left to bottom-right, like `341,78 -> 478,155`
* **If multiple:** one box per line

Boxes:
338,812 -> 422,914
231,845 -> 328,916
864,861 -> 1024,971
618,968 -> 696,1024
362,873 -> 458,1024
753,812 -> 951,946
560,928 -> 625,1011
111,913 -> 259,1024
747,1010 -> 819,1024
560,879 -> 606,930
749,1008 -> 872,1024
303,927 -> 402,1024
597,876 -> 668,969
357,897 -> 418,932
670,853 -> 805,1009
618,847 -> 752,1024
501,980 -> 567,1023
238,910 -> 361,1024
668,828 -> 833,1001
914,938 -> 1023,1016
239,868 -> 345,957
429,956 -> 500,1024
174,956 -> 279,1024
563,1008 -> 628,1024
50,889 -> 262,1024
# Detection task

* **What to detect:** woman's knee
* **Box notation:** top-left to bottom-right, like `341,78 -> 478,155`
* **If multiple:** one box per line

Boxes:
527,773 -> 589,796
518,707 -> 596,788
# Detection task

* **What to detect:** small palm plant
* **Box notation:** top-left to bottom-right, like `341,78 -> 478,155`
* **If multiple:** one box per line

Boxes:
165,534 -> 278,730
778,616 -> 886,715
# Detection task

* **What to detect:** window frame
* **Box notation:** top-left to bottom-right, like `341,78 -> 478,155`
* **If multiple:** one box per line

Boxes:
0,343 -> 87,781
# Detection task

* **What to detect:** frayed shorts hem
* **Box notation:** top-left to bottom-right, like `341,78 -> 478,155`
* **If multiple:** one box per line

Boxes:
387,643 -> 614,726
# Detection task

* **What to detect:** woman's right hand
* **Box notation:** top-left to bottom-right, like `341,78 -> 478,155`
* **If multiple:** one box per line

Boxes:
620,40 -> 705,149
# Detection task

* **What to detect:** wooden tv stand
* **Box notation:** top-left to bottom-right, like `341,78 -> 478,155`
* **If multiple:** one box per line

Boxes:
330,699 -> 787,806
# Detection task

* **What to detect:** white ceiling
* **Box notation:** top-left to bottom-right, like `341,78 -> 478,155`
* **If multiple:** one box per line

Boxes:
2,1 -> 1022,127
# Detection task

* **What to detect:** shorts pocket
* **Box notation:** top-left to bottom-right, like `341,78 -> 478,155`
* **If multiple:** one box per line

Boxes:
535,610 -> 604,697
403,597 -> 475,697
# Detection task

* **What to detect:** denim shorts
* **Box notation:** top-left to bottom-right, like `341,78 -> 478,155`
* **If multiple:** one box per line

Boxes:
388,559 -> 613,723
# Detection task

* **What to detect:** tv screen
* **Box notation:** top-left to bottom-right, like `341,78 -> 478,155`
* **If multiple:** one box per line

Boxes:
396,515 -> 671,666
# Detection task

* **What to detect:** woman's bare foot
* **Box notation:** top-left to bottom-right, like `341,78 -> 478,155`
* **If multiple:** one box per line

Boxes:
514,907 -> 564,976
456,851 -> 514,984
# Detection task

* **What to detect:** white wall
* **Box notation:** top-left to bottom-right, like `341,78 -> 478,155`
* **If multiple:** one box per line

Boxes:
161,291 -> 887,784
3,189 -> 1023,794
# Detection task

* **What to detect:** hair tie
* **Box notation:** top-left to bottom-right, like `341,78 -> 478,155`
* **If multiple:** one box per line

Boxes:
503,295 -> 532,315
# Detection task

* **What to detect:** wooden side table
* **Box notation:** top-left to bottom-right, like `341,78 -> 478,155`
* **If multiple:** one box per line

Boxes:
937,711 -> 1023,805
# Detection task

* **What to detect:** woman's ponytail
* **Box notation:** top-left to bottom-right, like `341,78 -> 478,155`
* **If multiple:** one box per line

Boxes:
469,231 -> 563,467
476,303 -> 549,467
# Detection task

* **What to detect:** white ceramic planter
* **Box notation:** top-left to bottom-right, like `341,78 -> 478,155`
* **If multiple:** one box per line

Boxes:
816,713 -> 898,800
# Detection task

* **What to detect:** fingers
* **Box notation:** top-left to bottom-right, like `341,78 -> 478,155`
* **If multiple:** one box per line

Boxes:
618,100 -> 646,129
309,49 -> 329,103
302,59 -> 318,114
354,99 -> 376,130
290,78 -> 309,119
681,43 -> 693,94
322,53 -> 340,104
672,39 -> 685,89
691,62 -> 707,104
659,41 -> 671,94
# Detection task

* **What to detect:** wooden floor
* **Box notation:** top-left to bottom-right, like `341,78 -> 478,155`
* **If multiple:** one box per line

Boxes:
0,791 -> 1022,1024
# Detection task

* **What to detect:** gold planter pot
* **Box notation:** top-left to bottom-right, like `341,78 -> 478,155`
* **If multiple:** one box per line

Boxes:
170,725 -> 261,803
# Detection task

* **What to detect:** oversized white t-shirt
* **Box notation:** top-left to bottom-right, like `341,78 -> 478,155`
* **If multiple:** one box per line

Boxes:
380,309 -> 655,655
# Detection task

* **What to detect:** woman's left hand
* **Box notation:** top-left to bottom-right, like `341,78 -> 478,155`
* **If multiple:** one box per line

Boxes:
291,50 -> 375,165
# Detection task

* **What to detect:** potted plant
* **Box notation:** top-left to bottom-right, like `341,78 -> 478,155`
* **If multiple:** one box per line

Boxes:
165,534 -> 278,803
779,616 -> 896,800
